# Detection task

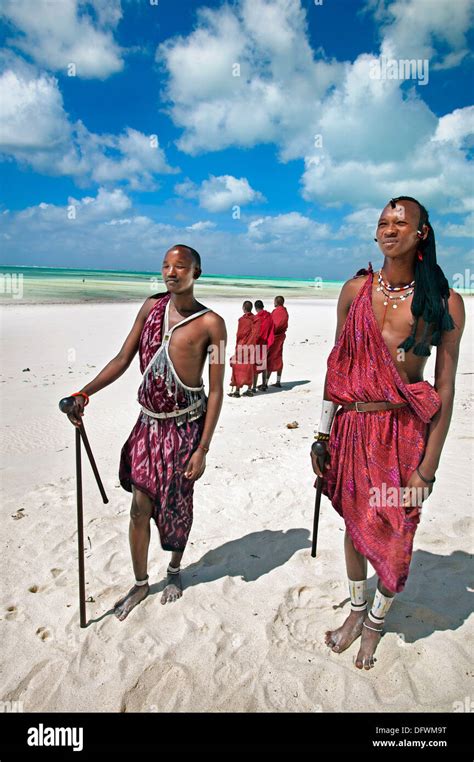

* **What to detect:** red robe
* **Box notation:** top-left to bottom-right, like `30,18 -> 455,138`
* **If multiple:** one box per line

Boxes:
267,305 -> 288,373
255,310 -> 275,373
230,312 -> 260,387
321,264 -> 441,593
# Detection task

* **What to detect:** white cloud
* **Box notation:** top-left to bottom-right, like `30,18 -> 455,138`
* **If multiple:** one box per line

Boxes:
176,174 -> 266,212
159,0 -> 472,232
302,126 -> 474,214
248,212 -> 331,244
368,0 -> 474,70
338,208 -> 382,239
73,126 -> 178,189
199,175 -> 265,212
433,106 -> 474,148
441,213 -> 474,238
316,54 -> 436,164
0,56 -> 70,150
15,187 -> 132,229
158,0 -> 344,159
1,0 -> 124,79
186,221 -> 217,231
0,55 -> 176,188
174,179 -> 199,200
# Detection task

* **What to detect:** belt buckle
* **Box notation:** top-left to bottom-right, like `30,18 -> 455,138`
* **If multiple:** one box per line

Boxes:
355,401 -> 365,412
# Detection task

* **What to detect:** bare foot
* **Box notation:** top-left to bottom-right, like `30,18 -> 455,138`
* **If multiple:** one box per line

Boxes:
161,569 -> 182,605
354,617 -> 383,669
325,609 -> 366,653
271,382 -> 282,388
114,583 -> 149,621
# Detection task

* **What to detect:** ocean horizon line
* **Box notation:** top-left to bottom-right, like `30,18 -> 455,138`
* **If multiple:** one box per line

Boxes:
0,264 -> 344,285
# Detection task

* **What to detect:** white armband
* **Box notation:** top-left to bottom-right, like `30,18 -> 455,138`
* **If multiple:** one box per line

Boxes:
318,399 -> 338,435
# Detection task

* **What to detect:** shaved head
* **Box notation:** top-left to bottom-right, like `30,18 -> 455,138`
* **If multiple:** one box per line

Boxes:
275,295 -> 285,306
243,300 -> 252,312
379,199 -> 421,230
166,244 -> 201,272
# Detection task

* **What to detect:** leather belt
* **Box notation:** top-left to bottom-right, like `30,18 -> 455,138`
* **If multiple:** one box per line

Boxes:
342,401 -> 407,412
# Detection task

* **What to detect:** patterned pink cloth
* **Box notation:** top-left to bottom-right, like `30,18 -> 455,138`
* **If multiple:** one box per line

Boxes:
322,265 -> 441,592
119,294 -> 204,552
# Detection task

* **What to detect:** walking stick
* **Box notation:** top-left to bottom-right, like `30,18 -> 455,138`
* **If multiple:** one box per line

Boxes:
311,440 -> 327,558
59,396 -> 109,627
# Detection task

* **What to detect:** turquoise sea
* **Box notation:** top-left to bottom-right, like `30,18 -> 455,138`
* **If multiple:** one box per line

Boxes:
0,265 -> 344,304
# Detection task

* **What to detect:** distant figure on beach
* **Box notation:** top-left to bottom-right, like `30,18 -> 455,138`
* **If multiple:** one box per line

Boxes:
252,299 -> 275,392
311,196 -> 464,669
266,296 -> 289,388
229,300 -> 259,397
66,245 -> 227,620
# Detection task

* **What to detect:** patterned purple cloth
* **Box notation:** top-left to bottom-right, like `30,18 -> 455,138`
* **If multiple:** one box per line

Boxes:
321,265 -> 441,592
119,294 -> 205,551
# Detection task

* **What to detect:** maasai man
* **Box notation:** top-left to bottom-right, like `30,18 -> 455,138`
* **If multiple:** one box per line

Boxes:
252,299 -> 275,392
229,300 -> 260,397
66,245 -> 227,621
267,295 -> 289,387
311,197 -> 465,669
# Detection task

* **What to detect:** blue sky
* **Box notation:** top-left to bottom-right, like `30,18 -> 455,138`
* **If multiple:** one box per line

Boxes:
0,0 -> 472,279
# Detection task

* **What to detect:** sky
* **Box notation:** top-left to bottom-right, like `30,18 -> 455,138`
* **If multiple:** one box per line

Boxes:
0,0 -> 473,280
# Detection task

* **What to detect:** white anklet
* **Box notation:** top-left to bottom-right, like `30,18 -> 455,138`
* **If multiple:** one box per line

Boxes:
134,575 -> 149,587
369,587 -> 395,624
348,578 -> 368,612
167,564 -> 180,575
363,621 -> 383,633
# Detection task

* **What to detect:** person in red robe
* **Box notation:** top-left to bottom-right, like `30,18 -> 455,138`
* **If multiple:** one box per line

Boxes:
311,196 -> 465,670
252,299 -> 275,392
267,296 -> 289,387
229,301 -> 260,397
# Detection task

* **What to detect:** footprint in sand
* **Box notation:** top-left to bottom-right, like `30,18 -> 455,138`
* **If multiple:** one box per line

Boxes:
120,662 -> 193,712
270,585 -> 332,656
36,627 -> 50,641
5,605 -> 17,620
28,585 -> 40,593
452,516 -> 474,537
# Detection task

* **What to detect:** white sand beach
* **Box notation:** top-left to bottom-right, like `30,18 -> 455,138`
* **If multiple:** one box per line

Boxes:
0,296 -> 472,713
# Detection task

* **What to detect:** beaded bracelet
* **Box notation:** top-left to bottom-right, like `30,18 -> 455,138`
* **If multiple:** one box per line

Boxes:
72,391 -> 90,406
314,432 -> 330,442
198,443 -> 209,453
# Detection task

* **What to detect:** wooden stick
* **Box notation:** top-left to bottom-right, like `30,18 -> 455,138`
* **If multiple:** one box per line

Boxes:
75,427 -> 87,628
59,396 -> 109,628
78,422 -> 108,504
311,441 -> 327,558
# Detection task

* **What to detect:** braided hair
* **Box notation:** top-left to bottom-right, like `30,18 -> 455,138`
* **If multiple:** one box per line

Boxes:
388,196 -> 454,357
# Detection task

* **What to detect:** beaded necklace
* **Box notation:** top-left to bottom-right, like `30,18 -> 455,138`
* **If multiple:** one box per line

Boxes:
376,270 -> 415,331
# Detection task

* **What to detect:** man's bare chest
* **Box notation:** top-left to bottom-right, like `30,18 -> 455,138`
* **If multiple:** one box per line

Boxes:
370,280 -> 429,381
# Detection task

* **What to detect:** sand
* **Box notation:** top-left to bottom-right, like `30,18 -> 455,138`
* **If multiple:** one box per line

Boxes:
0,296 -> 472,712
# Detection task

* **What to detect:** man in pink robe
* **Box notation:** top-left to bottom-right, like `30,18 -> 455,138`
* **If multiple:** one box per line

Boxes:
311,196 -> 465,671
267,296 -> 289,387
